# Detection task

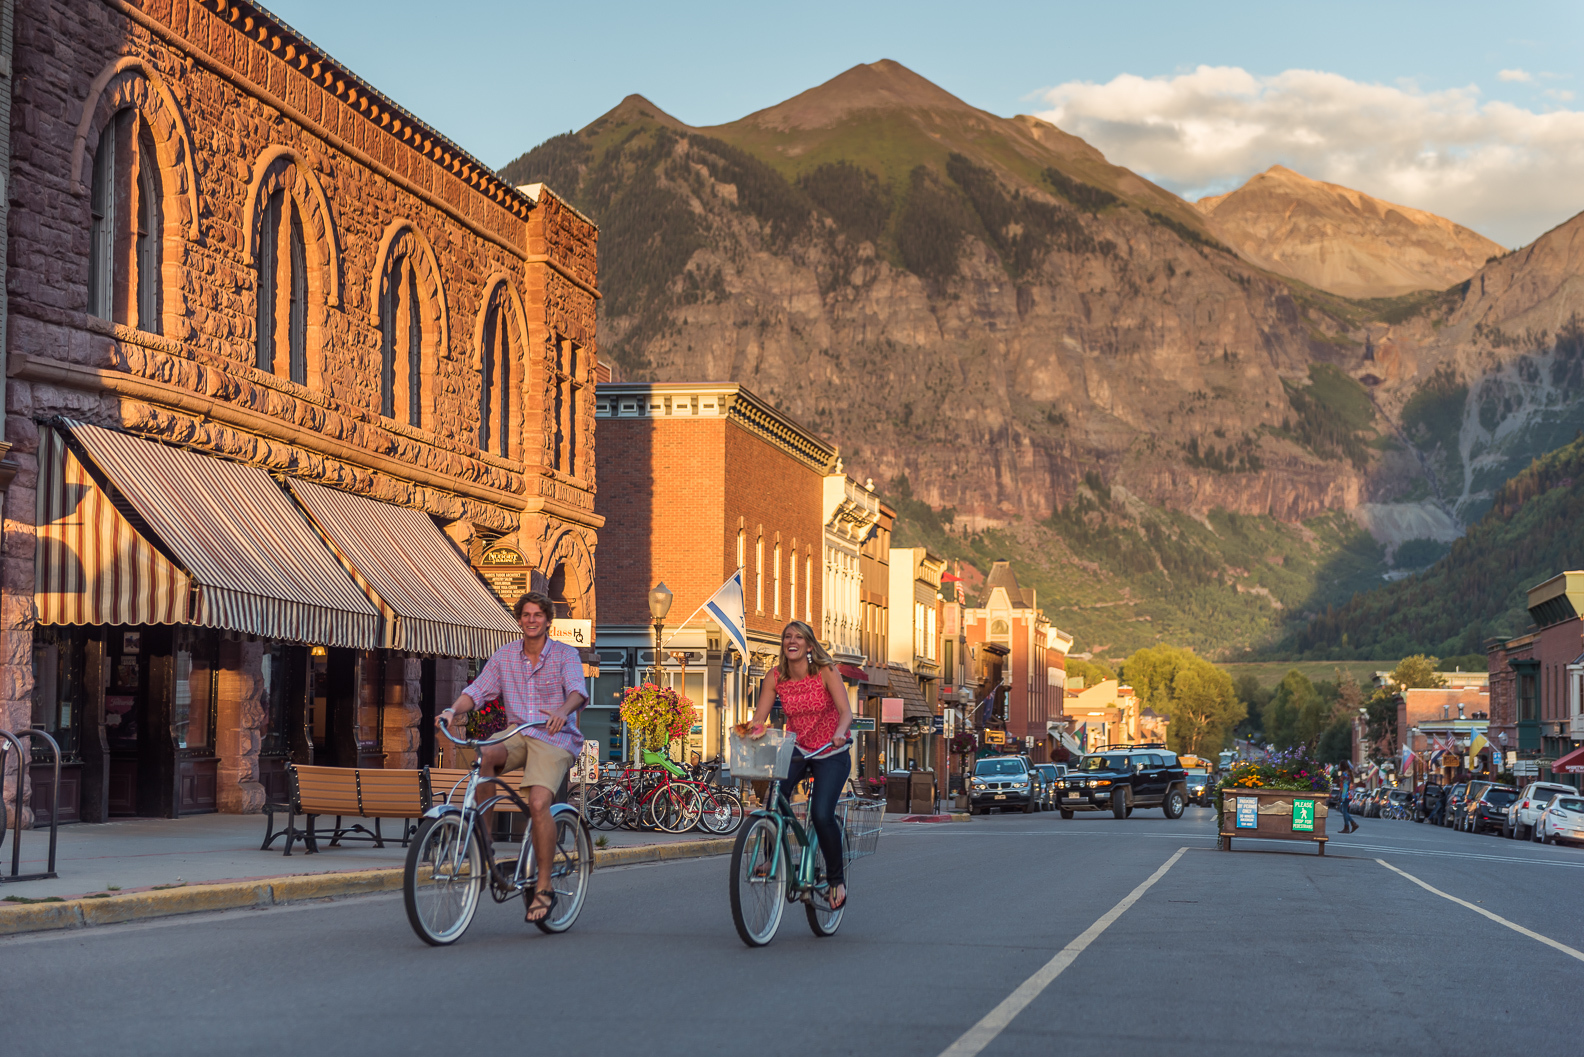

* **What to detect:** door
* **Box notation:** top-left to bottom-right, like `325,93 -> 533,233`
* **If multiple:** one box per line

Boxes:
1138,753 -> 1169,801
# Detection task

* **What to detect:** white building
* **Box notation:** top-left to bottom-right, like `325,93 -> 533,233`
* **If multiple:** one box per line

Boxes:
822,474 -> 879,664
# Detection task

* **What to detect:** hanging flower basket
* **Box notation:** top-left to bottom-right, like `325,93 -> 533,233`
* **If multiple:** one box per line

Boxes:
619,682 -> 694,752
464,698 -> 508,740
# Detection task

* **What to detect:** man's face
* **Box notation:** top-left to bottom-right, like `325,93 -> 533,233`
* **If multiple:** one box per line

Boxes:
520,603 -> 551,639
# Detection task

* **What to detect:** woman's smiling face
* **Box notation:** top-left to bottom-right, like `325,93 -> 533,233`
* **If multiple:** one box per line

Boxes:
782,626 -> 809,661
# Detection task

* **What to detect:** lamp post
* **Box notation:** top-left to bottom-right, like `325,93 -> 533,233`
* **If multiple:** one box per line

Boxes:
644,582 -> 674,770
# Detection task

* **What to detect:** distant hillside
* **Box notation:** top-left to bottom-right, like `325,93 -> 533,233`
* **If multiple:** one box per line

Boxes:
1277,433 -> 1584,659
1196,165 -> 1503,299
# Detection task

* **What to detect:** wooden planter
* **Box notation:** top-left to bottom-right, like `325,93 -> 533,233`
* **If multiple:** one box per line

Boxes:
1219,788 -> 1330,854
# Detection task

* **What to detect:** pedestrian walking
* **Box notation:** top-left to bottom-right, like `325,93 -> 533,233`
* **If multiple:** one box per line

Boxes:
1337,762 -> 1358,833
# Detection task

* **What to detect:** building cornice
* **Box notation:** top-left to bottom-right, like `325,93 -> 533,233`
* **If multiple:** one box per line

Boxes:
595,382 -> 838,474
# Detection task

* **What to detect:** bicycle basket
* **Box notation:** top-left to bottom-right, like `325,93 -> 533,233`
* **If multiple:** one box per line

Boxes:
727,729 -> 797,780
839,797 -> 884,864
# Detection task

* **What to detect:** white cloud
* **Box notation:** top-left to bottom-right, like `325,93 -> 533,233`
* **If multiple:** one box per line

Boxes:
1034,66 -> 1584,247
1498,68 -> 1533,83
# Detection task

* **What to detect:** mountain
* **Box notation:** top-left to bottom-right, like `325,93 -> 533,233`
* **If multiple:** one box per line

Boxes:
1196,166 -> 1505,299
1277,432 -> 1584,660
499,61 -> 1584,661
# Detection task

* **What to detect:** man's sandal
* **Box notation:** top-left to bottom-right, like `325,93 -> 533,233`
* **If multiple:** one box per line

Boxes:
524,888 -> 557,923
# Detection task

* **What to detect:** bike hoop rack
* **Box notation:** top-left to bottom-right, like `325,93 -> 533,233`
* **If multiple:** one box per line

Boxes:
0,727 -> 61,883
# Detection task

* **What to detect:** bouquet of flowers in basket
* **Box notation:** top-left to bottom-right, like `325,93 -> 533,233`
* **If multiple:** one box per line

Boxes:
619,682 -> 694,751
464,697 -> 508,740
1213,747 -> 1329,826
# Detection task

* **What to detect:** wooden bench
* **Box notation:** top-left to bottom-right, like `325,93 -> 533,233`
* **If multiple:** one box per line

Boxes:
261,764 -> 427,856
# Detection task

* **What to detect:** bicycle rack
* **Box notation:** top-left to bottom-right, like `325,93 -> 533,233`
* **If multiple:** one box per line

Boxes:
0,727 -> 61,883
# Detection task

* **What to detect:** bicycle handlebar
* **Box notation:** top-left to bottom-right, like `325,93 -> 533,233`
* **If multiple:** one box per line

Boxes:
435,718 -> 545,750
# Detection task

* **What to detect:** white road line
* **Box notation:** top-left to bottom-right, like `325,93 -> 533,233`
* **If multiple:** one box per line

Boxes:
1377,858 -> 1584,964
937,847 -> 1187,1057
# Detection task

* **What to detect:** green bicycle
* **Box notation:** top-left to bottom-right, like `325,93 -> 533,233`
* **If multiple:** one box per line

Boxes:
727,738 -> 882,947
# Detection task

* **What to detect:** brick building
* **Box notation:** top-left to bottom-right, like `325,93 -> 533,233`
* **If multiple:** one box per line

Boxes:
964,562 -> 1071,763
593,382 -> 836,764
2,0 -> 599,827
1488,571 -> 1584,789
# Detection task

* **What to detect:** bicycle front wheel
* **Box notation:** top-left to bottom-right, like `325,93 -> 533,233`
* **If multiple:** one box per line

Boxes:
697,788 -> 744,835
525,805 -> 592,934
403,815 -> 485,946
730,816 -> 787,947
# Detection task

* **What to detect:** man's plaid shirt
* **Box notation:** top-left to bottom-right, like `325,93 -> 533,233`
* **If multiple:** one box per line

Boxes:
462,637 -> 588,754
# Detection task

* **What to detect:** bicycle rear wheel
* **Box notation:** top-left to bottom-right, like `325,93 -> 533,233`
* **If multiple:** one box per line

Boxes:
697,787 -> 744,835
524,805 -> 592,934
403,815 -> 485,946
730,816 -> 787,947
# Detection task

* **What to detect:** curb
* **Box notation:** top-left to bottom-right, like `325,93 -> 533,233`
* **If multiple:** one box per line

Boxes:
0,837 -> 735,937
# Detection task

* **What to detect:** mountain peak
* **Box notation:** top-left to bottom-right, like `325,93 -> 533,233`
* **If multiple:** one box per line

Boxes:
1196,166 -> 1503,298
591,93 -> 692,133
729,59 -> 984,132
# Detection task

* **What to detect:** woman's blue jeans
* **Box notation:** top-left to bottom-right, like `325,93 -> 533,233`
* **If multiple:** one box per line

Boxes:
778,748 -> 850,885
1338,798 -> 1353,827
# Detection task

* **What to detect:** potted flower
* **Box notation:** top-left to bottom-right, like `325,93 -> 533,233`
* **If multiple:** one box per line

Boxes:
618,682 -> 694,762
1214,748 -> 1333,853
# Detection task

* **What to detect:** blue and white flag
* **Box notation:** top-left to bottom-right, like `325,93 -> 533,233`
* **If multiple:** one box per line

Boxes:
665,569 -> 749,657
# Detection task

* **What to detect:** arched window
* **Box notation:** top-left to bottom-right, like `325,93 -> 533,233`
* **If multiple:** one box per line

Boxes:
478,291 -> 513,458
88,112 -> 160,333
773,542 -> 782,617
380,254 -> 426,427
255,189 -> 307,384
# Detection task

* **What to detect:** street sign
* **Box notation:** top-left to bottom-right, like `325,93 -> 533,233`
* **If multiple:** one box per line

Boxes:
1292,799 -> 1315,832
850,717 -> 876,732
1236,796 -> 1259,829
1513,759 -> 1539,775
932,716 -> 945,733
985,729 -> 1006,745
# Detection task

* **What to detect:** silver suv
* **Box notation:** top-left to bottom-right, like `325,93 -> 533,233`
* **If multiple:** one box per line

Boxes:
969,756 -> 1036,814
1506,781 -> 1576,840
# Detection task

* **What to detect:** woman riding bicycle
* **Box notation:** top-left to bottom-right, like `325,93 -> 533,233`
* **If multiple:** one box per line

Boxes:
745,620 -> 853,909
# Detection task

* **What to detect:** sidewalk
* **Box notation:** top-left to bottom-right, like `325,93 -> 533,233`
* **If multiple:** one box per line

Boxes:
0,811 -> 720,903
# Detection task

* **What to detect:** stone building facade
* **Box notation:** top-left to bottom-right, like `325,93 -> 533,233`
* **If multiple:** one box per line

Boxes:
964,561 -> 1071,764
2,0 -> 598,826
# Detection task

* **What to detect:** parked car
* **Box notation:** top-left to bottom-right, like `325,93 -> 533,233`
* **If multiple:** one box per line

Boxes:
1414,782 -> 1443,823
1506,781 -> 1577,840
1464,784 -> 1518,834
1454,781 -> 1496,830
1349,786 -> 1371,817
1033,764 -> 1065,811
1383,788 -> 1415,816
1536,794 -> 1584,846
1441,783 -> 1468,827
1365,788 -> 1391,818
969,756 -> 1037,814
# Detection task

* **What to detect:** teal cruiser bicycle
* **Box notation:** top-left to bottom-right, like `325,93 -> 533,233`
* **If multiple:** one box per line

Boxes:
727,734 -> 882,947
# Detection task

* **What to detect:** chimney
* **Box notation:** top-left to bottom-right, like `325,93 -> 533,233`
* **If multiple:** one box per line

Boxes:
1458,703 -> 1465,719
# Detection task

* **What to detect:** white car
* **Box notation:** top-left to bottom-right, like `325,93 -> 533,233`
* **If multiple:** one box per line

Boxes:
1536,794 -> 1584,846
1507,782 -> 1577,840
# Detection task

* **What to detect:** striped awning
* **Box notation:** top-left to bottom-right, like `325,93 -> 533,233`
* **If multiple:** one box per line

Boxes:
36,423 -> 381,647
286,479 -> 522,659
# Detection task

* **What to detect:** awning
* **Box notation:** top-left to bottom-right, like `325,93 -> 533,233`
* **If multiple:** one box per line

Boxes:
1554,745 -> 1584,774
37,424 -> 381,647
838,663 -> 868,683
885,664 -> 933,721
287,479 -> 521,659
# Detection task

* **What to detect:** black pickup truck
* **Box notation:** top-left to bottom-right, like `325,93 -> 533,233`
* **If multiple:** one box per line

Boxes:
1057,748 -> 1189,820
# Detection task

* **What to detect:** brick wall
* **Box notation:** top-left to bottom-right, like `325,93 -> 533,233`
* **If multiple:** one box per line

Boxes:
725,421 -> 824,641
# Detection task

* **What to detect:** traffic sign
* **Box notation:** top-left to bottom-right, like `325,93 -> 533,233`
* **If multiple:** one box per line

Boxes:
849,717 -> 876,732
985,729 -> 1006,745
1292,799 -> 1315,832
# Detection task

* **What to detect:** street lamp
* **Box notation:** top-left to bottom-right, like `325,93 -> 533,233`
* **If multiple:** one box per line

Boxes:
643,583 -> 674,769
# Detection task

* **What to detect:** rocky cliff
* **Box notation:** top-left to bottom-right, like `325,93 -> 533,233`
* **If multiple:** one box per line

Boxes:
1196,166 -> 1504,299
500,61 -> 1584,659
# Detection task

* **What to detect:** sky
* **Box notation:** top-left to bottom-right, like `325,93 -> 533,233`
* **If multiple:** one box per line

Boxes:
263,0 -> 1584,247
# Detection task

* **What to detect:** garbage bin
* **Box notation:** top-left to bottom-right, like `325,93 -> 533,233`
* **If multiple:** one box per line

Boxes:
909,770 -> 936,815
885,772 -> 911,814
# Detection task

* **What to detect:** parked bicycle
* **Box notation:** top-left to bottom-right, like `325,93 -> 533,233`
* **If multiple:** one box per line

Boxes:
727,731 -> 881,947
402,721 -> 591,946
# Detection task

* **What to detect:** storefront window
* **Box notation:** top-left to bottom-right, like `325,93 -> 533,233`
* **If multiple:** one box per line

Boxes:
106,628 -> 143,751
30,629 -> 85,758
173,628 -> 216,753
261,644 -> 292,756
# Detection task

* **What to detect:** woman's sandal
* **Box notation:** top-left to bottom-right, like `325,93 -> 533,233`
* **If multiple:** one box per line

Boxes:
828,883 -> 846,910
524,887 -> 557,923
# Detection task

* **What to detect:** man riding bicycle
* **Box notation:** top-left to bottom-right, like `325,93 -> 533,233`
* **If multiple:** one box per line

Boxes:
438,590 -> 587,924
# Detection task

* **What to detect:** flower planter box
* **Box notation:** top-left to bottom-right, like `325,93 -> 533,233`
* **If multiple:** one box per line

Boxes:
1219,788 -> 1330,854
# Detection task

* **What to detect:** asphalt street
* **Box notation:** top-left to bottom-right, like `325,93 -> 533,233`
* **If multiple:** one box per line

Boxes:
8,805 -> 1581,1056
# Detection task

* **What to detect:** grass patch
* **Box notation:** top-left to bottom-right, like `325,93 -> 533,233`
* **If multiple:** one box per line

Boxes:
3,894 -> 65,903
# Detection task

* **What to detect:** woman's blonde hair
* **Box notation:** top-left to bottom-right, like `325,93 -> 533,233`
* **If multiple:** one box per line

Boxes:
776,620 -> 835,681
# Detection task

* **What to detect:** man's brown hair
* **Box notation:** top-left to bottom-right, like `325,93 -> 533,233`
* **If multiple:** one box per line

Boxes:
514,591 -> 556,622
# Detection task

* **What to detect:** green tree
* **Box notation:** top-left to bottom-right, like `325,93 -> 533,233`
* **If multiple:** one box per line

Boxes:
1316,717 -> 1353,764
1389,654 -> 1446,691
1066,656 -> 1116,688
1120,646 -> 1245,756
1263,669 -> 1330,750
1232,673 -> 1272,741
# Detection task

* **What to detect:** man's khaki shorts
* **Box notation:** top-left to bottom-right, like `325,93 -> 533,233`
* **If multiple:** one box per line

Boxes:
498,733 -> 575,792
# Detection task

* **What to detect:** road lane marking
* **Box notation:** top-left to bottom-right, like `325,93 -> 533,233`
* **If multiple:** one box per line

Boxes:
1377,858 -> 1584,964
937,847 -> 1188,1057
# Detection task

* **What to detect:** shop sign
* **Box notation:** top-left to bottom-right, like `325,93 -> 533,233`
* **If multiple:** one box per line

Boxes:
476,545 -> 530,605
881,697 -> 904,723
985,729 -> 1006,745
1513,759 -> 1540,775
1292,799 -> 1315,832
549,619 -> 592,647
932,716 -> 945,733
850,717 -> 877,732
1236,796 -> 1259,829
